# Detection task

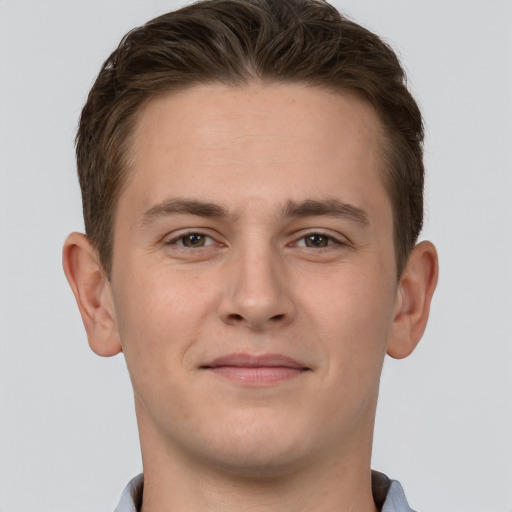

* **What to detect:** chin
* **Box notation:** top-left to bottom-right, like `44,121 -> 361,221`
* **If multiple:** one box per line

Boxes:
191,416 -> 314,479
201,441 -> 309,480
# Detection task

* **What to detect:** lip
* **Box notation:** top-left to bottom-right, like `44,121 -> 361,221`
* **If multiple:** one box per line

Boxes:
201,353 -> 310,385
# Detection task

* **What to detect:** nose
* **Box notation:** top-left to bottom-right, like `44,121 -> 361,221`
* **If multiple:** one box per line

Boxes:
217,245 -> 296,330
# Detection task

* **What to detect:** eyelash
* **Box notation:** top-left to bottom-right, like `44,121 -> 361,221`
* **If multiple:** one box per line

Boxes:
165,231 -> 217,249
291,230 -> 346,249
164,230 -> 347,250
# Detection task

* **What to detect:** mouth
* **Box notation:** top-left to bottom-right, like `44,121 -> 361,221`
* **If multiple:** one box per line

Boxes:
201,353 -> 311,385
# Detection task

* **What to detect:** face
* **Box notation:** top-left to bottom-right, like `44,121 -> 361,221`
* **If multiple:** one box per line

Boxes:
109,83 -> 400,474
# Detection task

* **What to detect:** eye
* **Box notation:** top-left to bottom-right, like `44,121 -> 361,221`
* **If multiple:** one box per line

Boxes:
295,233 -> 337,248
303,234 -> 331,248
168,232 -> 215,248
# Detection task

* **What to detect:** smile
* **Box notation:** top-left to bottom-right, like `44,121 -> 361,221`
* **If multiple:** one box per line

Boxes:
201,353 -> 311,385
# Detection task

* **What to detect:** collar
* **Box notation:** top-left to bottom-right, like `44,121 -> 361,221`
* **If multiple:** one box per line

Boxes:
114,471 -> 416,512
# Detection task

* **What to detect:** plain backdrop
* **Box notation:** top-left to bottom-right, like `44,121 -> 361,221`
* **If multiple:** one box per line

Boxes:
1,1 -> 511,511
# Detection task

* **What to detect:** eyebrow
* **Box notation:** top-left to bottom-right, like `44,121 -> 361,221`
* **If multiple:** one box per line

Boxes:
138,197 -> 369,228
139,198 -> 229,227
282,199 -> 369,226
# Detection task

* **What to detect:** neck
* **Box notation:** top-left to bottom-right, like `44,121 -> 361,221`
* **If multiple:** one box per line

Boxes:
141,460 -> 378,512
137,407 -> 379,512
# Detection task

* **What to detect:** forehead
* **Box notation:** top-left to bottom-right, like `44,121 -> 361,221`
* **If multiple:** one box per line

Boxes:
121,83 -> 390,222
132,83 -> 384,155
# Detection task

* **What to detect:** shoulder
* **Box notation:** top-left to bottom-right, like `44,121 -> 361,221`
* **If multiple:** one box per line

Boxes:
114,474 -> 143,512
372,470 -> 417,512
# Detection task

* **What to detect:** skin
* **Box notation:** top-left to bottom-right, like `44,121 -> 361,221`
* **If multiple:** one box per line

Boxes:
63,83 -> 438,512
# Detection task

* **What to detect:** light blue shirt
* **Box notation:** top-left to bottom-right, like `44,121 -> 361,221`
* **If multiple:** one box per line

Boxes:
114,471 -> 416,511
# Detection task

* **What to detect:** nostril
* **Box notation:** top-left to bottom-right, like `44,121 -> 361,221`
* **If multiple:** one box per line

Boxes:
225,312 -> 285,324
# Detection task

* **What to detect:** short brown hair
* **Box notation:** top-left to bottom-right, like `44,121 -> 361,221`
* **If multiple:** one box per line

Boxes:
76,0 -> 424,277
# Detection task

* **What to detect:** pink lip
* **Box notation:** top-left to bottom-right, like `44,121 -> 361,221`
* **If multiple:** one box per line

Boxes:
202,353 -> 310,385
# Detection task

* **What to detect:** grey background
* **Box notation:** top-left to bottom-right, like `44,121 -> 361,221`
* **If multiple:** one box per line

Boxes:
1,1 -> 511,510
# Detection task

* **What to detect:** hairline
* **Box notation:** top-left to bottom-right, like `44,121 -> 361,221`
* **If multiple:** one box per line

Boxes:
101,78 -> 405,280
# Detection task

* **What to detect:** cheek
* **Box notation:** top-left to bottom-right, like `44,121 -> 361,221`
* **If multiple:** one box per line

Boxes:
109,270 -> 212,424
111,265 -> 217,374
288,266 -> 395,444
302,264 -> 395,375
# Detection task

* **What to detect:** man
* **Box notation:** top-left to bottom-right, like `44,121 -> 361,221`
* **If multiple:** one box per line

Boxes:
62,0 -> 438,510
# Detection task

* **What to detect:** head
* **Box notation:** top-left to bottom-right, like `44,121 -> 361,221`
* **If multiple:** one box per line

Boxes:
64,0 -> 438,486
76,0 -> 424,279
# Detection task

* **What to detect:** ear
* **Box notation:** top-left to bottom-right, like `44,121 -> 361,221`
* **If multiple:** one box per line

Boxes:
62,232 -> 122,357
387,241 -> 439,359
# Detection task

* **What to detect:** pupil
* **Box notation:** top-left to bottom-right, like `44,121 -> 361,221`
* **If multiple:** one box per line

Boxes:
307,235 -> 328,247
184,234 -> 204,247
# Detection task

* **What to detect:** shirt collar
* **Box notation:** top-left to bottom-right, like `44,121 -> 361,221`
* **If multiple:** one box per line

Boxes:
114,471 -> 415,512
114,474 -> 143,512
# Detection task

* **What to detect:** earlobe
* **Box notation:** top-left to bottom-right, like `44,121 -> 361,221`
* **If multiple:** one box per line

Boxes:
387,241 -> 439,359
62,232 -> 122,357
